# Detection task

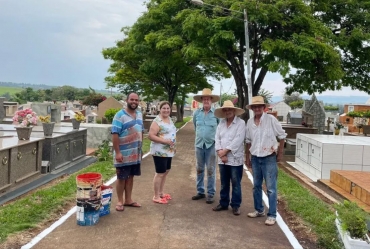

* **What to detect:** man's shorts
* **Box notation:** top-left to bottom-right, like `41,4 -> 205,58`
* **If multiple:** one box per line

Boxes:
116,164 -> 141,180
152,156 -> 172,174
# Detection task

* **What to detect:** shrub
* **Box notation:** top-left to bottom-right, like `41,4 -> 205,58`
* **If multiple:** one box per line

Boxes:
95,140 -> 112,161
104,108 -> 120,123
335,200 -> 369,239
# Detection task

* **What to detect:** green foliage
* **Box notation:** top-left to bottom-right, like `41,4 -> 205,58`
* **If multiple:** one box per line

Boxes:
335,200 -> 369,239
82,93 -> 107,106
104,108 -> 121,123
324,105 -> 339,111
257,88 -> 273,104
283,92 -> 303,105
289,99 -> 304,109
102,0 -> 227,106
278,169 -> 342,249
220,93 -> 237,106
96,118 -> 102,124
347,110 -> 370,118
95,140 -> 112,161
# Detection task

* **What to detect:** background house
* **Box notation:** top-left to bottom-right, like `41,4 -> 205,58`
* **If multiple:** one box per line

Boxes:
97,96 -> 123,121
269,101 -> 291,122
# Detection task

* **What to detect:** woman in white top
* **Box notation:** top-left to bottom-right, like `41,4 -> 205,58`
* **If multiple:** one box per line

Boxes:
213,100 -> 246,216
148,101 -> 176,204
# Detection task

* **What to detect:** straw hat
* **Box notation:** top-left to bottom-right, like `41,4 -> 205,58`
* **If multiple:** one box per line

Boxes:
193,88 -> 220,103
245,96 -> 269,109
214,100 -> 245,118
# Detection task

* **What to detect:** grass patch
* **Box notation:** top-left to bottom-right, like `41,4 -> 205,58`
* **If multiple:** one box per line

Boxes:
175,116 -> 192,128
0,86 -> 23,96
142,137 -> 150,154
278,169 -> 342,249
0,161 -> 116,243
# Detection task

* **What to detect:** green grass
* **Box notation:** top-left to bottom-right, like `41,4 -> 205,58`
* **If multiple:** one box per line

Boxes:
278,169 -> 342,248
175,116 -> 192,128
143,137 -> 150,153
0,87 -> 23,96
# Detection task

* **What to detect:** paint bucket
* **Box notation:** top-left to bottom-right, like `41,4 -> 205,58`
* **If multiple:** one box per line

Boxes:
76,199 -> 101,226
76,173 -> 102,200
76,173 -> 102,226
100,185 -> 113,217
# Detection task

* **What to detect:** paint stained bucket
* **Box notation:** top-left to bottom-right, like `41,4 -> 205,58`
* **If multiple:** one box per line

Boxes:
76,173 -> 102,200
76,172 -> 102,226
100,185 -> 113,217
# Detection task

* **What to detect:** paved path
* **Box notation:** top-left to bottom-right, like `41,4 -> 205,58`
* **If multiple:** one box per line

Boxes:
31,122 -> 294,249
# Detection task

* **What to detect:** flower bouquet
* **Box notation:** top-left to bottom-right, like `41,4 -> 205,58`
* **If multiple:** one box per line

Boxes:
72,111 -> 85,130
13,108 -> 38,127
74,111 -> 86,122
39,115 -> 51,123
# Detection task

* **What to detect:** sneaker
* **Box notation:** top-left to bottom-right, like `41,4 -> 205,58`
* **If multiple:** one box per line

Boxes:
247,210 -> 265,218
232,207 -> 241,216
192,193 -> 206,200
205,195 -> 214,204
265,217 -> 276,226
212,204 -> 228,211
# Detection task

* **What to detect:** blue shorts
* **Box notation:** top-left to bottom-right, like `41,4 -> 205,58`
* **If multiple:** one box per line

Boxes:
115,164 -> 141,180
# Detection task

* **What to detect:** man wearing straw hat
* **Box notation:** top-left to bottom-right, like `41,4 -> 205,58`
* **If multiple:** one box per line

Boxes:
212,100 -> 246,215
245,96 -> 286,226
192,88 -> 220,204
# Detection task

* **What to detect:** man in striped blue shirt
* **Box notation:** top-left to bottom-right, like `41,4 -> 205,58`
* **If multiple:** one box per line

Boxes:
111,93 -> 144,211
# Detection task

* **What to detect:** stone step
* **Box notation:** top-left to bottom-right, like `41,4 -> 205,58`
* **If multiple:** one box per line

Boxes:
319,170 -> 370,212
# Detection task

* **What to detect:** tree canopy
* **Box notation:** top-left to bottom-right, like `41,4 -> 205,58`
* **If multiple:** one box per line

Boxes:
179,0 -> 370,117
102,0 -> 229,106
103,0 -> 370,120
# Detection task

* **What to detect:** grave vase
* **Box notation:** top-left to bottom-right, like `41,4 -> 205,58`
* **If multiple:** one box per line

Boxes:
15,126 -> 33,140
42,122 -> 55,137
71,119 -> 81,130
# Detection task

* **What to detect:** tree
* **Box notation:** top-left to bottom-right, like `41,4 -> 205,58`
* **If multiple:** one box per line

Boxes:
82,93 -> 107,107
102,0 -> 228,111
283,92 -> 303,105
289,100 -> 304,109
257,88 -> 273,104
179,0 -> 370,120
220,93 -> 237,106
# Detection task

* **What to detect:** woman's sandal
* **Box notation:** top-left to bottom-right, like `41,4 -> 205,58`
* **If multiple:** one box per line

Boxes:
160,194 -> 172,200
153,197 -> 168,204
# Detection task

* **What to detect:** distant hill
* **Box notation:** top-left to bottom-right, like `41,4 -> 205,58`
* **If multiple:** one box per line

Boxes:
0,81 -> 117,95
271,95 -> 370,105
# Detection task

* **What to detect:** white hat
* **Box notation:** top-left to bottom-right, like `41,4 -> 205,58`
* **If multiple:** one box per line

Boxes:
193,88 -> 220,103
214,100 -> 245,118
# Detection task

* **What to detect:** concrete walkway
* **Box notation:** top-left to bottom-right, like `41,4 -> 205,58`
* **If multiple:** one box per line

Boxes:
29,122 -> 294,249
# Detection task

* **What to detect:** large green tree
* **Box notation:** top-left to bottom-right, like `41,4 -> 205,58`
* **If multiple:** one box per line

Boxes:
178,0 -> 370,119
102,0 -> 228,109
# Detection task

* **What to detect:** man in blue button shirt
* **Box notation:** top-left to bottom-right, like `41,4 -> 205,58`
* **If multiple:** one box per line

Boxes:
192,88 -> 220,204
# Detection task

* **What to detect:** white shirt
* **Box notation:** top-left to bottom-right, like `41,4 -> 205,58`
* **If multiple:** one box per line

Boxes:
245,112 -> 287,157
215,116 -> 246,166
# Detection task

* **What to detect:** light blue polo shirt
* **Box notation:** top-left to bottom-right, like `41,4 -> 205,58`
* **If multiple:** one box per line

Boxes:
193,107 -> 219,149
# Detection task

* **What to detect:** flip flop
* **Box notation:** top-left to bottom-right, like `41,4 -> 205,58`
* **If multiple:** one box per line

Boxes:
153,198 -> 168,204
123,202 -> 141,207
160,194 -> 172,200
115,204 -> 124,212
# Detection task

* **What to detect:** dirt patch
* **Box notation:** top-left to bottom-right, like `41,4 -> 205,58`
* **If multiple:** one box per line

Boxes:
277,196 -> 318,249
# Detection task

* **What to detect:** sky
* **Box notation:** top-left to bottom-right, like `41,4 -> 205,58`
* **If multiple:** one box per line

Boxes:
0,0 -> 369,98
